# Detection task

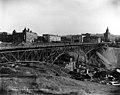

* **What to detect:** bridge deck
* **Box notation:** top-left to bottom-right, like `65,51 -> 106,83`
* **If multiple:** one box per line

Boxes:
0,43 -> 105,52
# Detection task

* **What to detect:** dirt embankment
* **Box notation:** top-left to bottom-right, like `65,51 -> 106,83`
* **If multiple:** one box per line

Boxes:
87,46 -> 120,70
99,47 -> 120,68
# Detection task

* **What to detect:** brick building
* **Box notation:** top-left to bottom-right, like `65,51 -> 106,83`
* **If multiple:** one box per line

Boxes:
25,31 -> 37,43
12,28 -> 37,44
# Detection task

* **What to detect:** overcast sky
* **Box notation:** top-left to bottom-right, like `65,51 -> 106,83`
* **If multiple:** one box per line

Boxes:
1,0 -> 120,35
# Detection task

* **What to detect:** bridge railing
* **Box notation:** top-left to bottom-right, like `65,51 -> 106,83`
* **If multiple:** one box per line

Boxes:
0,43 -> 72,50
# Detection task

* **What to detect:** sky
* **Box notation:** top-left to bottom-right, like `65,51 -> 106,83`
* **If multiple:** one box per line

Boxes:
1,0 -> 120,35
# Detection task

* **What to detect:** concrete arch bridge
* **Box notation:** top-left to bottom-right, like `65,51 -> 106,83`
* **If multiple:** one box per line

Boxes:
0,43 -> 106,65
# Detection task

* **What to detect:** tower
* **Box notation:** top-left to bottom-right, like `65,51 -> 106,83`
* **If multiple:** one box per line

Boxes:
106,27 -> 110,35
104,27 -> 110,42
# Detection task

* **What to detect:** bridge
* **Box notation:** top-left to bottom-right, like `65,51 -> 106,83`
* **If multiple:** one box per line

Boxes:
0,43 -> 107,65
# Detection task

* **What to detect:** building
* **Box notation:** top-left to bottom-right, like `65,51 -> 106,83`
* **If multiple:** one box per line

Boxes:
25,31 -> 37,43
61,35 -> 84,43
43,34 -> 61,42
12,28 -> 37,44
5,34 -> 13,43
0,32 -> 7,42
83,35 -> 101,43
0,32 -> 12,43
104,27 -> 116,42
71,35 -> 82,43
61,36 -> 72,43
36,36 -> 45,43
12,30 -> 25,44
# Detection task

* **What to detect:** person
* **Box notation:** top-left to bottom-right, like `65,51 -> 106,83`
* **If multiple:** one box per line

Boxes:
65,63 -> 70,70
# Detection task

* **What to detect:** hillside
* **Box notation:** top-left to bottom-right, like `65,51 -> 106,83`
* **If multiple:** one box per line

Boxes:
0,45 -> 120,95
0,62 -> 120,95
